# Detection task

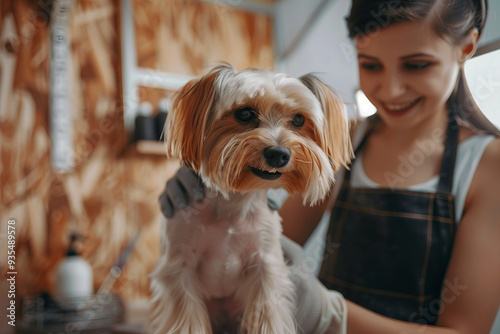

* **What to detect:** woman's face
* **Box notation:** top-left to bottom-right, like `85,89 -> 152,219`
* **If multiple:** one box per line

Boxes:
356,20 -> 463,130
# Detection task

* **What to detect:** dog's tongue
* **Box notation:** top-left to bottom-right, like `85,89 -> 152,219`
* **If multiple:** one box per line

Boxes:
251,167 -> 282,180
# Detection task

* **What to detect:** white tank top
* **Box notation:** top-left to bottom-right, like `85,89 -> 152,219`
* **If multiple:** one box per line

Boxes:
350,135 -> 495,222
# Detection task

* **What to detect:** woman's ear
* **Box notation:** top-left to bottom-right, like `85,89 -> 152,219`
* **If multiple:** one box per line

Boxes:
459,28 -> 479,65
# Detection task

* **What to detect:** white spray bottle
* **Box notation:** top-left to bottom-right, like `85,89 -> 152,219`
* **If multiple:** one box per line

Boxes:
54,233 -> 93,309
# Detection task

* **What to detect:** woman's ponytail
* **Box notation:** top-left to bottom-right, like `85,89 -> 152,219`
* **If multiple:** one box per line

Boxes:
449,70 -> 500,136
450,0 -> 499,136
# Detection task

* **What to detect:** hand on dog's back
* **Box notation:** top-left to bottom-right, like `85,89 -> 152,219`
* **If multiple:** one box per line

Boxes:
159,166 -> 205,218
159,166 -> 287,218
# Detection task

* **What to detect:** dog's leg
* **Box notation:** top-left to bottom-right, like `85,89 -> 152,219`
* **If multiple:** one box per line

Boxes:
237,249 -> 296,334
150,255 -> 212,334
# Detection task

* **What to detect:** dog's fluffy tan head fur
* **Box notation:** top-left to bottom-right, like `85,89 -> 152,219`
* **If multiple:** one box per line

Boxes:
165,65 -> 352,205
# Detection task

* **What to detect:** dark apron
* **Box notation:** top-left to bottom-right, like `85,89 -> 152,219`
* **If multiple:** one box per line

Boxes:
319,114 -> 459,325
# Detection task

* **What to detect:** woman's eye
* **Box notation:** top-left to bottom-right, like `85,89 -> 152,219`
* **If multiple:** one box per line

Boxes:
360,63 -> 383,71
234,107 -> 256,123
291,114 -> 305,127
404,62 -> 432,71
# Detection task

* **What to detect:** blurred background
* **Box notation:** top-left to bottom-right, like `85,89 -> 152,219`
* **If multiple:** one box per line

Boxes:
0,0 -> 499,333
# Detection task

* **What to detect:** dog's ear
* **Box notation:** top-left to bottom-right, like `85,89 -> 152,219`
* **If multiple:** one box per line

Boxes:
299,74 -> 353,171
165,65 -> 233,171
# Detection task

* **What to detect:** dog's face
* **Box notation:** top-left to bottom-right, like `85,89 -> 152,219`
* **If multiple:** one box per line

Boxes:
165,65 -> 352,205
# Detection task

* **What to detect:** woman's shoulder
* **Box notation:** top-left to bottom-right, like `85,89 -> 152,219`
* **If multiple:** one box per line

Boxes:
476,136 -> 500,170
462,129 -> 500,210
458,126 -> 500,167
458,125 -> 497,143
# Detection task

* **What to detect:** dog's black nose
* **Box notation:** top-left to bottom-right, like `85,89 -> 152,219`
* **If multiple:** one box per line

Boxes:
264,146 -> 290,168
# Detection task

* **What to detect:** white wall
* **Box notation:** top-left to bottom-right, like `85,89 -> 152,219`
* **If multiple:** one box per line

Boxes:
274,0 -> 324,58
481,0 -> 500,48
276,0 -> 359,105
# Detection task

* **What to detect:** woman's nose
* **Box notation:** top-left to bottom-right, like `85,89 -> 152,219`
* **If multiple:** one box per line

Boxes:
378,71 -> 406,99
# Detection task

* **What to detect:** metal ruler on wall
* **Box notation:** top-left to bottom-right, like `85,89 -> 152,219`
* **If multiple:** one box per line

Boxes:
49,0 -> 75,173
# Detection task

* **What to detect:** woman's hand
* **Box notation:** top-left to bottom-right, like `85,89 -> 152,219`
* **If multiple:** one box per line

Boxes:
159,166 -> 205,218
281,236 -> 347,334
159,167 -> 290,218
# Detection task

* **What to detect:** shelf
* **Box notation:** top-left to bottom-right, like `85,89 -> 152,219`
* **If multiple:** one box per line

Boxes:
132,140 -> 167,155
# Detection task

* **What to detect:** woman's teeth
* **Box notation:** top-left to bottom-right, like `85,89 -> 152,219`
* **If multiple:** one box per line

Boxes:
384,98 -> 421,112
386,102 -> 413,111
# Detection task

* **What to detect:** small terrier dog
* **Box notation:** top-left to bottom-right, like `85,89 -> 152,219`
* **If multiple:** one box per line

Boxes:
150,65 -> 352,334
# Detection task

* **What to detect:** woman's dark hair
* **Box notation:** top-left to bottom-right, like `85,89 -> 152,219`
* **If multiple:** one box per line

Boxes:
346,0 -> 487,42
347,0 -> 499,135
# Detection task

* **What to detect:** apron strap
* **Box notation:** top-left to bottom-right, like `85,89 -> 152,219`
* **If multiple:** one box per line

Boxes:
437,115 -> 459,194
343,114 -> 379,182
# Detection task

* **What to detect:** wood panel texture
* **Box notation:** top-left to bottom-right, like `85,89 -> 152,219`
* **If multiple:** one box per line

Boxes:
133,0 -> 274,75
0,0 -> 274,304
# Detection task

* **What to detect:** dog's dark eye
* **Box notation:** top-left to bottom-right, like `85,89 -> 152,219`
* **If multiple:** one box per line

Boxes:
234,107 -> 257,124
291,114 -> 305,127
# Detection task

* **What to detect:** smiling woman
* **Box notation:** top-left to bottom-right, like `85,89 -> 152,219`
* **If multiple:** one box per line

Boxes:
355,46 -> 500,131
278,0 -> 500,333
356,20 -> 468,131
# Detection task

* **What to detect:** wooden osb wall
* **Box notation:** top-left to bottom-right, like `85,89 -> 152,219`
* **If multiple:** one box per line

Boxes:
134,0 -> 274,109
0,0 -> 274,303
133,0 -> 274,75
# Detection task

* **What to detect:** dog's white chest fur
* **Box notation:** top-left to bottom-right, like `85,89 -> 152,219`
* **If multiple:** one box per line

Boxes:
183,196 -> 269,299
151,189 -> 296,333
163,190 -> 282,300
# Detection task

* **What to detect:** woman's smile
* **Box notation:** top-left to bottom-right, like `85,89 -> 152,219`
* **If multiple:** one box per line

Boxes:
380,97 -> 424,116
356,20 -> 462,129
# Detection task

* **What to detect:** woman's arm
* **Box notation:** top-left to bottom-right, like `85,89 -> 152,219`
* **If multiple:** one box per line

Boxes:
435,138 -> 500,333
280,118 -> 362,246
345,138 -> 500,334
280,193 -> 331,246
346,301 -> 459,334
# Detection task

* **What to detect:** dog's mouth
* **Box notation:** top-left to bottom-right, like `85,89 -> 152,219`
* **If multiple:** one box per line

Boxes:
250,167 -> 282,180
